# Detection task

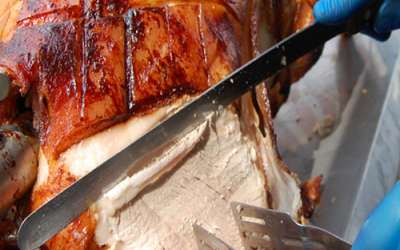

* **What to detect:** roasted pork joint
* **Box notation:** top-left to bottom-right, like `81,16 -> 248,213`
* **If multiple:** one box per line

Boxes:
0,0 -> 322,249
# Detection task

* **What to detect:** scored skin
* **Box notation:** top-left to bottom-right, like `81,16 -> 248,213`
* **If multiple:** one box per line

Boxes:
0,0 -> 243,161
15,0 -> 247,28
126,5 -> 240,115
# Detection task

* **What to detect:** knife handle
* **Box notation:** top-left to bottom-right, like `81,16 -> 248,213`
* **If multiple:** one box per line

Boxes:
346,0 -> 384,35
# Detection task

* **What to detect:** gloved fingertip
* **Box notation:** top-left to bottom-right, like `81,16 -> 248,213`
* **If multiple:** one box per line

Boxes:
353,181 -> 400,250
361,22 -> 391,42
397,238 -> 400,250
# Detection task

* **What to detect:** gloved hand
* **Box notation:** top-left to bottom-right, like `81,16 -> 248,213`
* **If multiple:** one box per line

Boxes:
313,0 -> 400,41
352,181 -> 400,250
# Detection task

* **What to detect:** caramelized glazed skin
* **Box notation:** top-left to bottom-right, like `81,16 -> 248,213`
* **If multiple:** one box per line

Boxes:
300,174 -> 323,218
128,5 -> 241,115
0,1 -> 242,160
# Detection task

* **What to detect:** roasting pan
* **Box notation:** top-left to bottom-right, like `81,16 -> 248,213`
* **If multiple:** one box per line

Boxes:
274,30 -> 400,243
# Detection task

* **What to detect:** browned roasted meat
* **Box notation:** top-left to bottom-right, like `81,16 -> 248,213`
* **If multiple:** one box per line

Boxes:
0,1 -> 246,161
0,0 -> 321,249
301,174 -> 323,218
0,219 -> 19,249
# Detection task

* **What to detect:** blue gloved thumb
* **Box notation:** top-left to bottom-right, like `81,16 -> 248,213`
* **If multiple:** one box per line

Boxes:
352,181 -> 400,250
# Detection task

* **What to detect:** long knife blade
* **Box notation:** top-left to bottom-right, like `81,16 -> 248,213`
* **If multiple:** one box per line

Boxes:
17,1 -> 382,248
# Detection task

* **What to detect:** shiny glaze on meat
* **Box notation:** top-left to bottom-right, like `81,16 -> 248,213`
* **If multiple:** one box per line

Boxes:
0,1 -> 242,160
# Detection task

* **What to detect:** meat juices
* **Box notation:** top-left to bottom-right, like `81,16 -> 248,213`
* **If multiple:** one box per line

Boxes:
0,0 -> 321,249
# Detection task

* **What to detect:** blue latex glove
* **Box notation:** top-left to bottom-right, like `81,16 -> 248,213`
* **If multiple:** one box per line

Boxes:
352,181 -> 400,250
313,0 -> 400,41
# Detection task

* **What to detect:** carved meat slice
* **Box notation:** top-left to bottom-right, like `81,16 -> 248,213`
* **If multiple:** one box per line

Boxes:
0,0 -> 320,249
92,96 -> 302,249
40,92 -> 301,249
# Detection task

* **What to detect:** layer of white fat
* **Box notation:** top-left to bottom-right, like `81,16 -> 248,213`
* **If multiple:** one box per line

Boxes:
261,126 -> 302,219
32,97 -> 197,207
59,97 -> 191,178
93,103 -> 268,250
241,93 -> 302,219
248,0 -> 302,219
96,117 -> 209,218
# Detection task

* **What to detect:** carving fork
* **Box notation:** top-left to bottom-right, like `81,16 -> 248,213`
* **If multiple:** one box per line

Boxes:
193,202 -> 352,250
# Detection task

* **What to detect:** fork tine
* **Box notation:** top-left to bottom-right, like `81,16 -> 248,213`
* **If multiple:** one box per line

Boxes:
231,202 -> 299,249
193,224 -> 235,250
231,203 -> 270,249
241,232 -> 273,250
231,202 -> 352,250
232,202 -> 299,237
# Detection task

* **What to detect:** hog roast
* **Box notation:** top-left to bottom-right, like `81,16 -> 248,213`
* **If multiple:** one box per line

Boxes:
0,0 -> 323,249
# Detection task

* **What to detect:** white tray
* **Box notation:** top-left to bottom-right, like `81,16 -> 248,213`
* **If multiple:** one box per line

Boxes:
274,30 -> 400,242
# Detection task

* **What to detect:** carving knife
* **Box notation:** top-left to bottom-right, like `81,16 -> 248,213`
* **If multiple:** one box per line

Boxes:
17,1 -> 383,248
